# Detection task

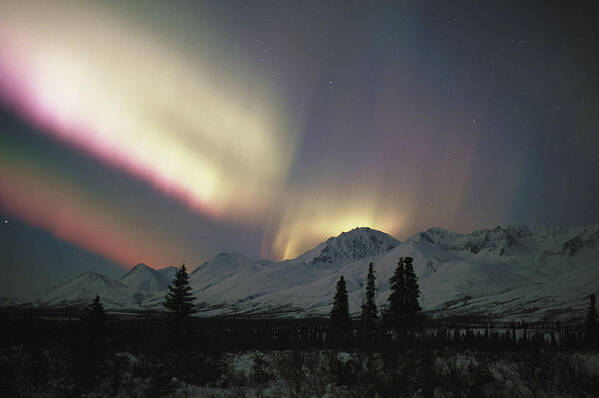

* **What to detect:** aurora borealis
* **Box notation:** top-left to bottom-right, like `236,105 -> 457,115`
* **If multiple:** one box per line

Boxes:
1,1 -> 598,296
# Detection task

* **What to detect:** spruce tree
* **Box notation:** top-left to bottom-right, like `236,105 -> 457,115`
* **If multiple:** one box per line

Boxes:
360,263 -> 378,338
386,257 -> 422,331
386,257 -> 406,330
84,295 -> 107,330
330,276 -> 351,339
404,257 -> 422,325
164,263 -> 196,320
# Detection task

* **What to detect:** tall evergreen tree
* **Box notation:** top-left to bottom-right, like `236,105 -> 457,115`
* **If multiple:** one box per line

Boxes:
360,263 -> 378,338
330,276 -> 351,338
386,257 -> 406,329
386,257 -> 422,332
164,263 -> 196,320
404,257 -> 422,325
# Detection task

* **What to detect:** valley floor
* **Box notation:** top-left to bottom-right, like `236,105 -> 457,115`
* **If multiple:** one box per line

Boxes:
2,312 -> 599,397
4,348 -> 599,397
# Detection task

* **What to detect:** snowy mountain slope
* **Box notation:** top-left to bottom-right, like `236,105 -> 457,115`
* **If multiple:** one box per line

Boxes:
191,253 -> 268,284
305,227 -> 399,264
188,228 -> 401,314
120,263 -> 171,292
379,225 -> 599,320
20,225 -> 599,321
32,265 -> 179,309
157,266 -> 178,283
188,225 -> 599,320
35,272 -> 136,308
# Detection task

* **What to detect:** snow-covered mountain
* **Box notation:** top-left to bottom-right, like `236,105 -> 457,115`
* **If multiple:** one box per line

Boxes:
304,227 -> 399,264
120,263 -> 176,292
157,266 -> 178,284
19,225 -> 599,321
35,272 -> 134,308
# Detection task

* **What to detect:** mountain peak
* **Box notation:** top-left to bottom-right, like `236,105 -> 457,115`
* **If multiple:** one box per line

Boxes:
310,227 -> 399,264
37,271 -> 132,308
120,263 -> 155,279
120,263 -> 170,292
29,223 -> 599,320
417,225 -> 526,254
76,271 -> 113,281
415,224 -> 599,256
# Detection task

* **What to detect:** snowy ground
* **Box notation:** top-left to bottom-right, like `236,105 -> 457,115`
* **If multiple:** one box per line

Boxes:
182,350 -> 599,398
6,348 -> 591,398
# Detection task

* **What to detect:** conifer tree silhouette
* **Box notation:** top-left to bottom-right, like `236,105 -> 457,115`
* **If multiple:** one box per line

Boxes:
164,263 -> 196,320
84,294 -> 107,330
386,257 -> 407,330
330,276 -> 351,341
360,262 -> 378,339
404,257 -> 422,325
386,257 -> 422,331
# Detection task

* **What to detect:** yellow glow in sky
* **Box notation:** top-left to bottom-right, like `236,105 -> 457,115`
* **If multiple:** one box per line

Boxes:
262,189 -> 405,260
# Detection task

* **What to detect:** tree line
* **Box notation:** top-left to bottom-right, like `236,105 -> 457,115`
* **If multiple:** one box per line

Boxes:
3,259 -> 598,395
329,257 -> 423,344
84,257 -> 598,350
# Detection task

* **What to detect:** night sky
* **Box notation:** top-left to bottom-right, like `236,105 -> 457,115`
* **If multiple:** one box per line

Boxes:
1,1 -> 598,297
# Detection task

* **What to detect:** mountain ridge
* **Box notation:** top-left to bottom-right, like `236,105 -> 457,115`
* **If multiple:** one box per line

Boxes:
6,224 -> 598,321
